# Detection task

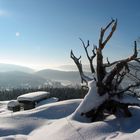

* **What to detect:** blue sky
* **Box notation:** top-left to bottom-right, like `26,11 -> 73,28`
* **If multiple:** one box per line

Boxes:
0,0 -> 139,70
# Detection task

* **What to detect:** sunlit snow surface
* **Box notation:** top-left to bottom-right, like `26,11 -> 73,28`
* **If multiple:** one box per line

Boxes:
71,80 -> 109,122
17,91 -> 50,102
0,96 -> 140,139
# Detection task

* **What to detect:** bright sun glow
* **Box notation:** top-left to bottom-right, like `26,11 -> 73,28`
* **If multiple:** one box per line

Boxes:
16,32 -> 20,37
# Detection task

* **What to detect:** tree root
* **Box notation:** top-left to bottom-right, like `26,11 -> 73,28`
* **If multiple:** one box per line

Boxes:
81,99 -> 135,122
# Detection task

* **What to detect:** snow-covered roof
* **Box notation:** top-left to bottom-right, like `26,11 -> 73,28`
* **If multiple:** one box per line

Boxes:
7,100 -> 20,108
17,91 -> 50,102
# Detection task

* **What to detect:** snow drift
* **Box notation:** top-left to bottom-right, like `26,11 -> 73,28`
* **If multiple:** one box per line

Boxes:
0,97 -> 140,140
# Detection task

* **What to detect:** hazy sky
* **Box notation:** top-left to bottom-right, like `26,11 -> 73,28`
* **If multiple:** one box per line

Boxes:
0,0 -> 139,70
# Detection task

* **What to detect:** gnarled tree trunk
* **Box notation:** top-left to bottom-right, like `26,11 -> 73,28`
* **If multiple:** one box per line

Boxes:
70,19 -> 140,122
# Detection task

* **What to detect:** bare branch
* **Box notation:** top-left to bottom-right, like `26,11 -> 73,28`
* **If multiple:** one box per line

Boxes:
79,38 -> 90,60
99,19 -> 117,50
104,60 -> 120,67
122,41 -> 137,63
127,90 -> 137,96
111,82 -> 140,97
114,71 -> 128,91
104,41 -> 138,86
106,57 -> 110,64
102,19 -> 117,47
92,45 -> 97,57
70,19 -> 140,121
70,50 -> 93,83
126,72 -> 140,82
96,19 -> 118,95
79,38 -> 96,74
104,44 -> 138,68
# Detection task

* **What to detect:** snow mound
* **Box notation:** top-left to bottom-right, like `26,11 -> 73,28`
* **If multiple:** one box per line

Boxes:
71,80 -> 108,122
7,100 -> 20,108
17,91 -> 50,102
35,97 -> 59,107
0,99 -> 81,138
0,101 -> 11,115
0,134 -> 27,140
29,106 -> 140,140
1,97 -> 140,140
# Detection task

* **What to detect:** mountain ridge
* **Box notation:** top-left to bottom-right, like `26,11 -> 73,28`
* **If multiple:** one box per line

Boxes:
0,63 -> 34,73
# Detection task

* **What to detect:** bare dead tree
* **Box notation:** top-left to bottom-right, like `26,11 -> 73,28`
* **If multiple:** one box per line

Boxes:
71,19 -> 140,122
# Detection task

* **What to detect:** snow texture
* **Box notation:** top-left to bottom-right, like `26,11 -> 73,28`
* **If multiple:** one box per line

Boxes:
0,90 -> 140,140
17,91 -> 50,102
0,99 -> 140,140
7,100 -> 20,108
35,97 -> 59,107
71,80 -> 108,122
0,99 -> 81,138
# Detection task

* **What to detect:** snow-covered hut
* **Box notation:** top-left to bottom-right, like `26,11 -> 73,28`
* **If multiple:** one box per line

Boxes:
17,91 -> 50,110
7,100 -> 20,112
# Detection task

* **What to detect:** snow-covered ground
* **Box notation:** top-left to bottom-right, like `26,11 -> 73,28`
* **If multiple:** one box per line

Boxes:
0,97 -> 140,140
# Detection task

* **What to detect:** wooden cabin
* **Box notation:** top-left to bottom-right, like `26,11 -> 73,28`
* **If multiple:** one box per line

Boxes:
17,91 -> 50,110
